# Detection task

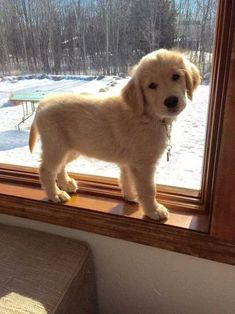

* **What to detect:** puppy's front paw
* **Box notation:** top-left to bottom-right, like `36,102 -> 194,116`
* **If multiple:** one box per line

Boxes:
50,190 -> 71,203
145,204 -> 169,221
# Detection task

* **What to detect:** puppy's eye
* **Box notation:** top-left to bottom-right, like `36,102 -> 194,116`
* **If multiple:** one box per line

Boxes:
172,74 -> 180,81
148,82 -> 158,89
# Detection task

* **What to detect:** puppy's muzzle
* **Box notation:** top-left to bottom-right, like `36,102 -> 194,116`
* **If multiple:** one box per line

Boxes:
164,96 -> 179,109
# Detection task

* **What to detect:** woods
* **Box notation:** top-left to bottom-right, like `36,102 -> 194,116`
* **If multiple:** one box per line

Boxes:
0,0 -> 217,76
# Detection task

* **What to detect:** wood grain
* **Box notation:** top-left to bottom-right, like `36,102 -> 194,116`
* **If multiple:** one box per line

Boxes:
201,0 -> 235,212
0,182 -> 208,231
0,164 -> 203,212
211,26 -> 235,242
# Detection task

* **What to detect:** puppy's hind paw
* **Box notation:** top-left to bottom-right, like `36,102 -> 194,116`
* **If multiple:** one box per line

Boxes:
145,204 -> 169,221
59,178 -> 78,193
50,190 -> 71,203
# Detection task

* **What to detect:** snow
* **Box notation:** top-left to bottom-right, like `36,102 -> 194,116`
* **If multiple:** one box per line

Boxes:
0,75 -> 209,190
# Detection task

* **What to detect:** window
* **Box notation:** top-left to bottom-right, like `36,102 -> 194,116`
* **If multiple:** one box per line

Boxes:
0,0 -> 235,265
1,0 -> 217,191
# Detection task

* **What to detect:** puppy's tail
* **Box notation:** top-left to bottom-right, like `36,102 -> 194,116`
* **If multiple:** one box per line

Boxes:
29,121 -> 38,153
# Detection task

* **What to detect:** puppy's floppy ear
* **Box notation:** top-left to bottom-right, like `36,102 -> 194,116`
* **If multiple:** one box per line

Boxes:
185,61 -> 201,100
121,74 -> 145,115
128,64 -> 138,76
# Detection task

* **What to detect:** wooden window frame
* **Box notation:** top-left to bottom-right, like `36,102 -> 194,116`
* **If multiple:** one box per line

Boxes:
0,0 -> 235,265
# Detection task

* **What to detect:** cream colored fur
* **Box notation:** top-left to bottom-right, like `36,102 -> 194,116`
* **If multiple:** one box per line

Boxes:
29,49 -> 200,220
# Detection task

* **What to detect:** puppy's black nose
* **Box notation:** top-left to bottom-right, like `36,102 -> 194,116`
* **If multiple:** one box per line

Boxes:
164,96 -> 178,108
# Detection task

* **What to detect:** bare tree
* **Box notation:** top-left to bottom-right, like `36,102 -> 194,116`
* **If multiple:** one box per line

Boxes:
0,0 -> 217,77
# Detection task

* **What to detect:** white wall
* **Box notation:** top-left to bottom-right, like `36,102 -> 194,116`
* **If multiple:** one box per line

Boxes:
0,213 -> 234,314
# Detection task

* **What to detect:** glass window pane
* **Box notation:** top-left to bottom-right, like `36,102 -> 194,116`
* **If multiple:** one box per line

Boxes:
0,0 -> 218,191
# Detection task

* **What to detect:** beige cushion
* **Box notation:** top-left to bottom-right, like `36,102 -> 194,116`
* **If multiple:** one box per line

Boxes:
0,224 -> 98,313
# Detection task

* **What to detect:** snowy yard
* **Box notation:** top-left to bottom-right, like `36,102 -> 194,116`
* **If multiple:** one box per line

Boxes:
0,75 -> 209,190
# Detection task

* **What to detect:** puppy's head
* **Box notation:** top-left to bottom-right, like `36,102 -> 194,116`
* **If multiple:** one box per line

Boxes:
122,49 -> 201,120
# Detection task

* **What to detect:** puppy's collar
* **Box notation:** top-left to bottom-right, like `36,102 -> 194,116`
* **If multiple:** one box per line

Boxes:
161,119 -> 172,162
143,117 -> 173,161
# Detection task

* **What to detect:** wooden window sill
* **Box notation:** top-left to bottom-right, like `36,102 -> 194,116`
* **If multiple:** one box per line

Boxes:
0,181 -> 235,265
0,181 -> 208,231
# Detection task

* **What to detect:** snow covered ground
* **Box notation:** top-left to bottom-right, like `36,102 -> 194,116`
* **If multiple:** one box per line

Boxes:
0,75 -> 209,190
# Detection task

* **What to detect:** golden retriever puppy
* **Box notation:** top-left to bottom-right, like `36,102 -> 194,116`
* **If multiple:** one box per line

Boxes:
29,49 -> 200,220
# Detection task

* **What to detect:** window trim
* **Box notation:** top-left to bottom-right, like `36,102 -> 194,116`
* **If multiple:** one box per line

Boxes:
0,0 -> 235,265
0,164 -> 202,211
1,181 -> 235,265
201,0 -> 235,212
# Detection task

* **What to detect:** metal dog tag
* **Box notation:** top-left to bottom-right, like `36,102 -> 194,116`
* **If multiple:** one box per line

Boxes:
167,145 -> 172,162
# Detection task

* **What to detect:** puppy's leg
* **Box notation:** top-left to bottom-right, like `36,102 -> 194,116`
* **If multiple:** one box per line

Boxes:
57,152 -> 79,193
129,165 -> 169,221
119,165 -> 138,203
40,150 -> 71,203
